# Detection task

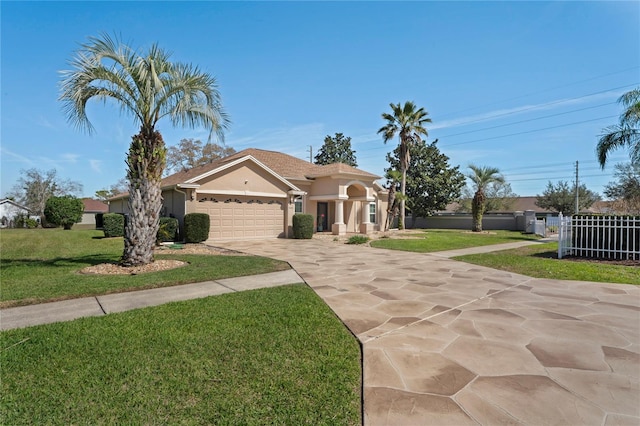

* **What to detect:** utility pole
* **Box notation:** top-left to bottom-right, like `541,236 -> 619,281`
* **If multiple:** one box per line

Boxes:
574,160 -> 579,215
308,145 -> 313,163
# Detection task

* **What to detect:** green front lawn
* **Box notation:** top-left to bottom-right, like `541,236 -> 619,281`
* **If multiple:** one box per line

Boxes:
0,228 -> 289,307
1,284 -> 361,425
454,242 -> 639,285
371,229 -> 540,253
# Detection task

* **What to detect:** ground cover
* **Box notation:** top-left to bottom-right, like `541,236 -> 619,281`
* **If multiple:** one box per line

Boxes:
454,242 -> 640,285
0,229 -> 289,307
370,228 -> 540,252
0,284 -> 361,425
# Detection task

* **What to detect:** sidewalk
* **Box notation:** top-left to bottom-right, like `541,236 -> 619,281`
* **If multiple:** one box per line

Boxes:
0,269 -> 303,331
429,237 -> 555,258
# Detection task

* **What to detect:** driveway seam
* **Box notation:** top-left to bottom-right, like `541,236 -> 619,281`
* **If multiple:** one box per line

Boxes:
362,277 -> 536,344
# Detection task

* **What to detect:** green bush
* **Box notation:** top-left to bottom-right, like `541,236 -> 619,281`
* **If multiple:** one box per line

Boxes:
44,195 -> 84,230
293,214 -> 314,239
157,217 -> 179,243
184,213 -> 210,243
103,213 -> 125,238
14,214 -> 38,229
346,235 -> 369,245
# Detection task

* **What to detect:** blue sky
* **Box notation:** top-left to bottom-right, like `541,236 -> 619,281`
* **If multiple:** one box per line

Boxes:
2,1 -> 639,200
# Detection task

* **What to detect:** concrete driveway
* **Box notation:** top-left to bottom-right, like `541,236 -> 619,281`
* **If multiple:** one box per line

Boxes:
215,238 -> 640,425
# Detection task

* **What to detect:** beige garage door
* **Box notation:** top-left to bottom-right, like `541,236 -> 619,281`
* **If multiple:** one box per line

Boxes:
196,196 -> 285,240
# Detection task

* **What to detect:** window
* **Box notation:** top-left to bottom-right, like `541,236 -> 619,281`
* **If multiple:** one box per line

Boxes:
369,203 -> 376,223
294,196 -> 303,213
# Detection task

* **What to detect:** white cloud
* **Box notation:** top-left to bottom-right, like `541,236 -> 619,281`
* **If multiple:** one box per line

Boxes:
431,90 -> 622,131
36,116 -> 57,130
0,147 -> 35,166
89,159 -> 102,173
227,123 -> 327,156
61,153 -> 80,163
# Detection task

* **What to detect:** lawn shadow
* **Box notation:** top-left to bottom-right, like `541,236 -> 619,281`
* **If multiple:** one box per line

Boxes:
1,254 -> 119,270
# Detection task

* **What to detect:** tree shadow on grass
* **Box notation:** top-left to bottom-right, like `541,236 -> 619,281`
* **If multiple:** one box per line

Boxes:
0,254 -> 120,270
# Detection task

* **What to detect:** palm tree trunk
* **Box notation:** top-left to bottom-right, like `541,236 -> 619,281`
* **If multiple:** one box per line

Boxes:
472,190 -> 484,232
121,130 -> 166,266
399,167 -> 406,230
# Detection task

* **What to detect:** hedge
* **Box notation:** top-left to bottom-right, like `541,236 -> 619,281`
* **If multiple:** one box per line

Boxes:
293,214 -> 314,239
103,213 -> 125,238
184,213 -> 210,243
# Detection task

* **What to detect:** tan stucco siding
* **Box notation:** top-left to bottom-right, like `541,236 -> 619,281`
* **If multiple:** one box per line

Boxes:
108,199 -> 128,214
196,162 -> 291,196
309,177 -> 339,198
162,190 -> 186,218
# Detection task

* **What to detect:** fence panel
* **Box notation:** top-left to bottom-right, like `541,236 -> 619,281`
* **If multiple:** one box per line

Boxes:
558,214 -> 640,260
558,213 -> 572,259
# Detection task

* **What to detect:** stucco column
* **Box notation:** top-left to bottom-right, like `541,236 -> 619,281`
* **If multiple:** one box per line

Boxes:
332,200 -> 346,235
362,201 -> 371,224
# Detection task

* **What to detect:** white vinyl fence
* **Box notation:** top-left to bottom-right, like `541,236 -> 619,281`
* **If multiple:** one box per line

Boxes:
558,213 -> 640,260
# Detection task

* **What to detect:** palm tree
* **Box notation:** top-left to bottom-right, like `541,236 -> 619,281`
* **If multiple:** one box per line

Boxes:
60,34 -> 228,266
467,165 -> 504,232
378,101 -> 431,229
597,88 -> 640,168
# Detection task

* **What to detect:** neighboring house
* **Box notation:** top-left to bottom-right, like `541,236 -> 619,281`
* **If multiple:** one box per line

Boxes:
81,198 -> 109,226
0,199 -> 33,227
108,148 -> 389,241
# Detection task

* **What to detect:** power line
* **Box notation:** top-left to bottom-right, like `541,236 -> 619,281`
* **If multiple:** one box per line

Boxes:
440,114 -> 618,147
435,101 -> 617,139
435,67 -> 639,120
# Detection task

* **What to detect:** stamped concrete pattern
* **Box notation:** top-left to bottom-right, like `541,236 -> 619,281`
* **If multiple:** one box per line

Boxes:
216,238 -> 640,426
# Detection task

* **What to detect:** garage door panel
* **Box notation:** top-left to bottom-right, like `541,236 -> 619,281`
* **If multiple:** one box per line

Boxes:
196,196 -> 284,240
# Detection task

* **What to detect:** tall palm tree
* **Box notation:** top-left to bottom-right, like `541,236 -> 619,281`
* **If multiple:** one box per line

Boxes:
467,164 -> 504,232
60,34 -> 228,266
378,101 -> 431,229
597,88 -> 640,168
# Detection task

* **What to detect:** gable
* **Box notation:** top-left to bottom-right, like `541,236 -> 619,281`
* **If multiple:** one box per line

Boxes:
194,160 -> 293,197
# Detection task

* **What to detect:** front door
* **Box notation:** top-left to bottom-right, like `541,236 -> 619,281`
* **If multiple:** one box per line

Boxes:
317,202 -> 328,232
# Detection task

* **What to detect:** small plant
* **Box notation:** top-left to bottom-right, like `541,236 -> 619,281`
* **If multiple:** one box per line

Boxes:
14,214 -> 38,229
157,217 -> 179,243
346,235 -> 369,245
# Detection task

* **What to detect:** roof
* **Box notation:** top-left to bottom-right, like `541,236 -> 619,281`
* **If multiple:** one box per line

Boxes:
212,148 -> 380,181
82,198 -> 109,213
109,148 -> 382,201
0,199 -> 31,212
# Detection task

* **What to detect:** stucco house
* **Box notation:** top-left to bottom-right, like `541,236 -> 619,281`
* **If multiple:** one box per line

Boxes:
0,199 -> 33,227
108,148 -> 388,241
80,199 -> 109,227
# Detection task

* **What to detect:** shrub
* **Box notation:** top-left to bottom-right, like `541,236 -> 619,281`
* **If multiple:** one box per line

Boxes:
14,214 -> 38,229
347,235 -> 370,245
184,213 -> 210,243
44,196 -> 84,230
103,213 -> 125,238
293,214 -> 314,239
157,217 -> 179,243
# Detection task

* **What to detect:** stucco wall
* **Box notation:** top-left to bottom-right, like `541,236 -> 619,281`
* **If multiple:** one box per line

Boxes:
405,214 -> 525,231
197,162 -> 290,196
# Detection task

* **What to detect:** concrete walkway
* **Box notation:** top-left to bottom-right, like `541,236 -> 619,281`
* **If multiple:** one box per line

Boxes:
2,238 -> 638,425
214,238 -> 640,426
0,269 -> 303,330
